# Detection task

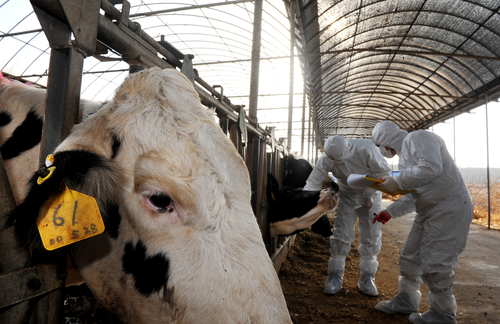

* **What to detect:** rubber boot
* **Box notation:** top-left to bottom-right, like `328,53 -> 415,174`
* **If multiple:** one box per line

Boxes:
358,273 -> 378,296
376,276 -> 422,314
324,270 -> 343,295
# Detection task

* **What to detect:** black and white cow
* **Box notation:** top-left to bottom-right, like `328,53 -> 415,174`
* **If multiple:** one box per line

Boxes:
283,154 -> 313,189
0,73 -> 101,204
267,173 -> 339,237
2,69 -> 292,323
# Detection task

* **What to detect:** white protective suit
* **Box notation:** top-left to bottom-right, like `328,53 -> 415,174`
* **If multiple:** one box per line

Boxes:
372,121 -> 473,324
304,135 -> 391,296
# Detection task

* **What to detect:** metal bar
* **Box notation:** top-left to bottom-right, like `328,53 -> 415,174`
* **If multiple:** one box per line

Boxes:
319,103 -> 432,112
246,134 -> 261,214
0,263 -> 64,309
0,29 -> 43,38
248,0 -> 263,120
194,85 -> 262,137
287,0 -> 295,151
257,138 -> 268,251
100,0 -> 182,68
129,0 -> 254,18
301,86 -> 306,156
193,55 -> 290,65
317,48 -> 500,62
39,47 -> 85,163
0,154 -> 31,324
453,111 -> 456,161
96,14 -> 170,68
485,96 -> 491,229
314,90 -> 476,101
307,107 -> 311,161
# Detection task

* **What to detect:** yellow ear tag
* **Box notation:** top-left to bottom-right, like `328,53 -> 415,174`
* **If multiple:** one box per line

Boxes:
37,154 -> 57,185
37,182 -> 105,251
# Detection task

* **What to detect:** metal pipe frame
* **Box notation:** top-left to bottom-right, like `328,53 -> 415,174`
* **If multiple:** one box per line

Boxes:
485,96 -> 491,229
248,0 -> 263,119
287,0 -> 296,151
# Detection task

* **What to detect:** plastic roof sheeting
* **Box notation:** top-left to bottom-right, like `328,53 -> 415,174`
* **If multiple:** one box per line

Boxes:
296,0 -> 500,144
3,0 -> 500,152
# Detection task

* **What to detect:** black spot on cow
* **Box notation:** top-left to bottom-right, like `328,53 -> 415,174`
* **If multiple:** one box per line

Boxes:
0,111 -> 12,126
5,150 -> 113,249
122,240 -> 170,297
0,110 -> 43,160
111,133 -> 121,159
103,202 -> 121,239
267,173 -> 338,237
310,213 -> 334,237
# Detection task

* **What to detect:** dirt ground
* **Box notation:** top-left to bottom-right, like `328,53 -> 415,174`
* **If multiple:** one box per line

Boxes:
278,223 -> 424,324
278,209 -> 499,324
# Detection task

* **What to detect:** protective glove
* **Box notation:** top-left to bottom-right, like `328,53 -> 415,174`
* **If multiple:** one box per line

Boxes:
373,210 -> 392,224
376,176 -> 399,192
362,192 -> 374,210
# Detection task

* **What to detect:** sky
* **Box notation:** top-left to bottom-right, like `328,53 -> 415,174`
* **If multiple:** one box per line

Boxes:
381,100 -> 500,176
431,101 -> 500,169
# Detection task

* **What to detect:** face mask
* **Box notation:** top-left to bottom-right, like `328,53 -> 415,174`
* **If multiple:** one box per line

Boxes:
380,146 -> 394,158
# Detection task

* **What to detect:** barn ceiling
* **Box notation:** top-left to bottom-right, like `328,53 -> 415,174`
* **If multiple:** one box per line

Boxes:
1,0 -> 500,153
295,0 -> 500,141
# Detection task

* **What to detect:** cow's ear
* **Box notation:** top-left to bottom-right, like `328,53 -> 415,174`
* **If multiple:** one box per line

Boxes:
266,173 -> 280,202
6,150 -> 118,249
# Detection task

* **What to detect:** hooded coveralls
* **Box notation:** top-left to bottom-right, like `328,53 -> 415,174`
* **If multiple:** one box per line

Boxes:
304,136 -> 390,295
372,121 -> 473,322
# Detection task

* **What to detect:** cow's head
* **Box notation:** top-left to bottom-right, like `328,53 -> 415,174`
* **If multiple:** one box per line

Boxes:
7,68 -> 290,323
283,154 -> 313,189
267,173 -> 339,237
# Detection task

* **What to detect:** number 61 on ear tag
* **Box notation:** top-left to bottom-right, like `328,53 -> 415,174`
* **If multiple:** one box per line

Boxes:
37,183 -> 105,251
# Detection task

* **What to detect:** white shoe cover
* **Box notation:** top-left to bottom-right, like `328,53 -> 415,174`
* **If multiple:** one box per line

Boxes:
376,293 -> 419,314
358,274 -> 378,296
324,272 -> 343,295
409,308 -> 457,324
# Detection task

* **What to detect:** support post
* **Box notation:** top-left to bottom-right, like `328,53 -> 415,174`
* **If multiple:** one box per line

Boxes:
287,0 -> 296,151
307,102 -> 311,161
485,96 -> 491,229
301,84 -> 306,157
248,0 -> 263,120
247,0 -> 263,218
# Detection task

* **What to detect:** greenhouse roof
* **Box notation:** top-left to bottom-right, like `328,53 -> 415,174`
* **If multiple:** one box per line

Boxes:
1,0 -> 500,152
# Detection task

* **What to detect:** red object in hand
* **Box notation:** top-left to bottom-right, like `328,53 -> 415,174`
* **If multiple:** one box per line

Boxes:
373,211 -> 392,224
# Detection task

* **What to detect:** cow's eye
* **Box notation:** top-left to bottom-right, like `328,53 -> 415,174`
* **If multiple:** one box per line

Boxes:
148,193 -> 173,213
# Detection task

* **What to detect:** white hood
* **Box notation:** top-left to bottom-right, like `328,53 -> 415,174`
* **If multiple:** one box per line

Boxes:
324,135 -> 354,161
371,121 -> 408,154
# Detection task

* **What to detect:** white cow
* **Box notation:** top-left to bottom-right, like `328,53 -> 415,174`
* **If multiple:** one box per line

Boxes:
3,68 -> 292,323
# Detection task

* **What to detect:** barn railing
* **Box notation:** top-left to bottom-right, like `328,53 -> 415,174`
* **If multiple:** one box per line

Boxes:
0,0 -> 298,322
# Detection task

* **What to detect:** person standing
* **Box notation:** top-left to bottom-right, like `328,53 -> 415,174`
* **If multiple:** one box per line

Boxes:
372,121 -> 473,324
304,135 -> 391,296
